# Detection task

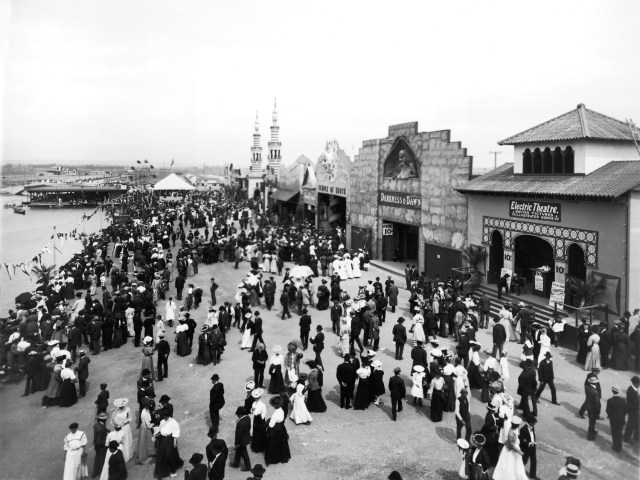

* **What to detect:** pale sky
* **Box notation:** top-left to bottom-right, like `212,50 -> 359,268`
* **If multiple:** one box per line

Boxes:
1,0 -> 639,170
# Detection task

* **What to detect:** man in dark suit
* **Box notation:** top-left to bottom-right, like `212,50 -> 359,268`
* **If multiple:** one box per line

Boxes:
535,351 -> 558,404
336,354 -> 355,409
404,264 -> 411,290
310,325 -> 325,368
175,273 -> 186,300
624,376 -> 640,444
578,368 -> 602,417
497,273 -> 509,300
75,350 -> 91,397
299,309 -> 311,350
517,304 -> 534,343
22,351 -> 40,396
606,384 -> 627,451
250,311 -> 264,352
517,359 -> 538,417
492,317 -> 507,357
350,312 -> 364,355
392,317 -> 407,360
520,414 -> 539,480
67,323 -> 82,363
251,344 -> 268,388
206,437 -> 228,480
388,366 -> 406,421
92,413 -> 110,478
330,301 -> 342,334
410,341 -> 428,371
585,377 -> 601,440
231,406 -> 252,471
209,374 -> 225,435
155,334 -> 170,381
209,278 -> 219,307
479,292 -> 491,329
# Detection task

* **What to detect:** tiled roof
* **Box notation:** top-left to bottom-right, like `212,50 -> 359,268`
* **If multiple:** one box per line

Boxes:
498,104 -> 635,145
456,161 -> 640,199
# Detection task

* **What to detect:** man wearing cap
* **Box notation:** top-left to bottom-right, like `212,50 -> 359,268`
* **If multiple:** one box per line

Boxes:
209,374 -> 225,435
231,406 -> 252,471
606,384 -> 627,452
535,351 -> 558,405
392,317 -> 408,360
336,354 -> 355,409
624,376 -> 640,444
455,388 -> 472,441
388,366 -> 406,421
520,414 -> 538,480
184,453 -> 207,480
75,350 -> 91,398
63,422 -> 87,480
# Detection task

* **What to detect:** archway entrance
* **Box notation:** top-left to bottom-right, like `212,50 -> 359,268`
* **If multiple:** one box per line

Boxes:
514,235 -> 554,295
567,243 -> 586,307
488,230 -> 504,284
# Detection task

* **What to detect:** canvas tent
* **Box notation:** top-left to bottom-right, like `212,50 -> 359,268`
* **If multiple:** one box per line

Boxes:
152,173 -> 196,191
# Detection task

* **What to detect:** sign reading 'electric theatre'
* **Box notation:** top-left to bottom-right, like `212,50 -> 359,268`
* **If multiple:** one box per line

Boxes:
378,190 -> 422,210
509,200 -> 561,222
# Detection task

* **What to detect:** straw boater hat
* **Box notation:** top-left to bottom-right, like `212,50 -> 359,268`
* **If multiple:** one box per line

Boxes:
245,381 -> 255,392
472,433 -> 486,446
200,325 -> 209,332
113,398 -> 129,408
251,388 -> 264,399
456,438 -> 470,450
413,365 -> 425,373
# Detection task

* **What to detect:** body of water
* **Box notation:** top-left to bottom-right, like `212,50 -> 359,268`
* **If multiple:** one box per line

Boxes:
0,195 -> 105,314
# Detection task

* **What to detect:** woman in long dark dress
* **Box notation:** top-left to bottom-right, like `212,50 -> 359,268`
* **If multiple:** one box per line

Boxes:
250,389 -> 268,453
265,397 -> 291,466
154,413 -> 184,479
59,362 -> 78,407
33,352 -> 51,392
175,324 -> 191,357
370,360 -> 386,405
196,326 -> 212,365
268,346 -> 285,394
576,319 -> 590,365
353,364 -> 372,410
443,363 -> 457,412
429,371 -> 445,422
305,362 -> 327,413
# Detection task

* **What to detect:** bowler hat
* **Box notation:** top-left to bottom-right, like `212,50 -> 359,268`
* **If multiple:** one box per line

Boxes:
251,464 -> 266,477
269,396 -> 283,409
189,453 -> 204,465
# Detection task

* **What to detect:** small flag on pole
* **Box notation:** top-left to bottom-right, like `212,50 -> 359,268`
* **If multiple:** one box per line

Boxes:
171,158 -> 175,167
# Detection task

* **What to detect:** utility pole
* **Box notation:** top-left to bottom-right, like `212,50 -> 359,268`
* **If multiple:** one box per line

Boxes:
489,151 -> 502,169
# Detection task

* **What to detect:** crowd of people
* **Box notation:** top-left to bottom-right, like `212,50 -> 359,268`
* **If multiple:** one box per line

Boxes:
0,185 -> 638,480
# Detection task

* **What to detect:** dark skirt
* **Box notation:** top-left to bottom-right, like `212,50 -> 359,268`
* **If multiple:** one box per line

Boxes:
250,416 -> 268,453
92,446 -> 107,478
154,435 -> 184,478
306,389 -> 327,413
59,379 -> 78,407
430,389 -> 444,422
353,378 -> 371,410
113,329 -> 123,348
268,365 -> 284,394
468,362 -> 483,389
196,341 -> 212,366
176,333 -> 191,357
33,365 -> 51,393
443,375 -> 456,412
371,370 -> 385,397
264,422 -> 291,466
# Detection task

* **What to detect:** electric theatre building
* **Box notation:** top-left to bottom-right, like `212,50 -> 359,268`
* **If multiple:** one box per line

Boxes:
348,121 -> 472,278
456,104 -> 640,315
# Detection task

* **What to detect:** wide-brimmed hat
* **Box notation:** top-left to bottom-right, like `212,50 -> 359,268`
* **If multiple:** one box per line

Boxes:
189,453 -> 204,465
251,464 -> 266,477
251,388 -> 264,399
273,345 -> 282,354
566,464 -> 580,475
456,438 -> 470,450
143,336 -> 153,345
371,359 -> 382,368
510,415 -> 522,426
269,396 -> 283,409
235,406 -> 248,416
413,365 -> 425,373
472,433 -> 486,446
200,325 -> 209,332
245,381 -> 255,391
113,398 -> 129,408
287,341 -> 298,351
96,412 -> 109,420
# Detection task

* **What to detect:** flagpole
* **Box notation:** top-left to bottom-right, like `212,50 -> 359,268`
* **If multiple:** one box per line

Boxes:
53,226 -> 56,266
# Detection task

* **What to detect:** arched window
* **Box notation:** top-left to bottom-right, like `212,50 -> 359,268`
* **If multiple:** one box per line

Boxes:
552,147 -> 564,173
523,148 -> 532,173
564,146 -> 575,174
533,148 -> 542,173
542,147 -> 552,173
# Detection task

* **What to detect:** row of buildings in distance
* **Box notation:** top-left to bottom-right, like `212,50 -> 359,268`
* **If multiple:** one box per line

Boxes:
227,102 -> 640,318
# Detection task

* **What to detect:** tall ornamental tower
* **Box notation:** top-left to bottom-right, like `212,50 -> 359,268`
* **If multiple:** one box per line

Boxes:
267,98 -> 282,174
250,111 -> 263,174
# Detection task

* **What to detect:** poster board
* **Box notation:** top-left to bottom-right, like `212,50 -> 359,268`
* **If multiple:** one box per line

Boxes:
548,281 -> 566,308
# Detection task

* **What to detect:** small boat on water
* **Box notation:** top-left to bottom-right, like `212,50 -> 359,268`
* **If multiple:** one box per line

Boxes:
13,206 -> 26,215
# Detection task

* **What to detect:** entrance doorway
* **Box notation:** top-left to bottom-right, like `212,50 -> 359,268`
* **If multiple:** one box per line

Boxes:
514,235 -> 555,292
488,230 -> 504,284
382,222 -> 419,262
566,243 -> 587,307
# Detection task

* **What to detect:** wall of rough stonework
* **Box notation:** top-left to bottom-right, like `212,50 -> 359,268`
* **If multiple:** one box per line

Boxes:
348,121 -> 472,259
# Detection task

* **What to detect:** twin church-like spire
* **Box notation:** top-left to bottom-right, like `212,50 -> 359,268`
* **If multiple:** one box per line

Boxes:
251,98 -> 281,175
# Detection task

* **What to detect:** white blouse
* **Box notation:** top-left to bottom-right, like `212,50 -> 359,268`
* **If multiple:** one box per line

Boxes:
252,400 -> 267,419
159,418 -> 180,438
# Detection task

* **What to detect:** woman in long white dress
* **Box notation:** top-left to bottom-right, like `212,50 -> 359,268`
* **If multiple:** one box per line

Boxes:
343,254 -> 354,279
336,258 -> 347,281
241,313 -> 254,350
584,332 -> 601,371
111,398 -> 134,462
411,365 -> 426,406
493,417 -> 529,480
339,318 -> 351,356
537,328 -> 551,365
499,305 -> 516,342
412,315 -> 426,346
270,254 -> 279,274
100,427 -> 125,480
289,382 -> 313,425
351,256 -> 361,278
262,254 -> 271,272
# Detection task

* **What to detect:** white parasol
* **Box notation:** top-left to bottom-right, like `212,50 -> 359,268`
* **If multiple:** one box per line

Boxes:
289,265 -> 313,278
